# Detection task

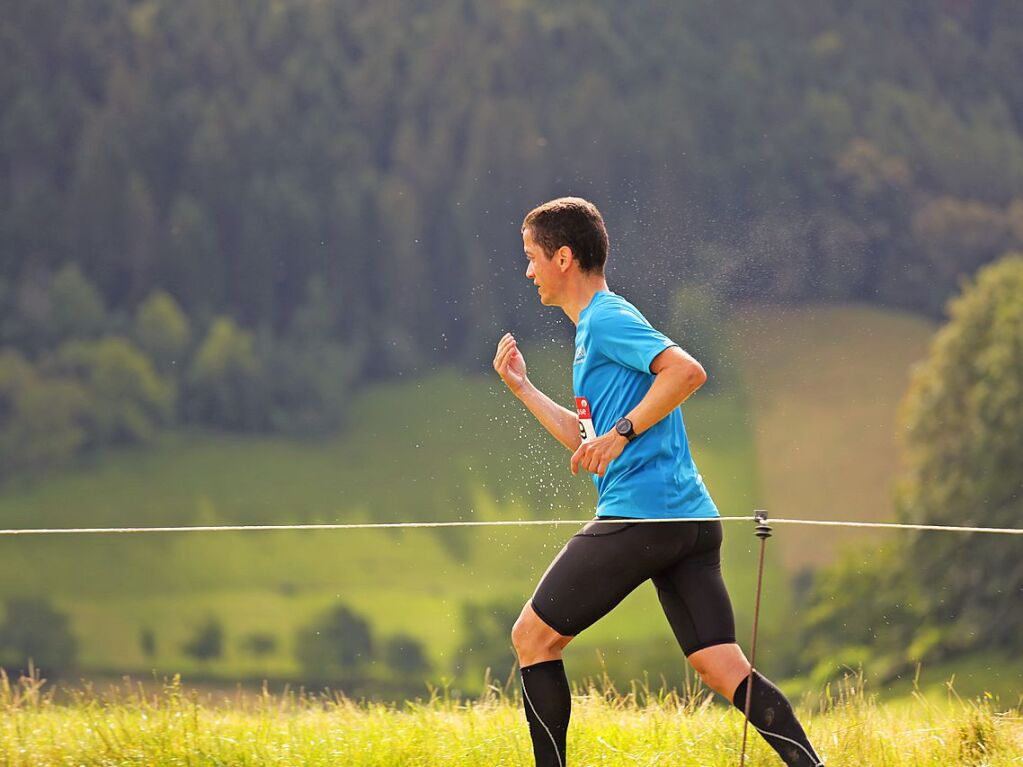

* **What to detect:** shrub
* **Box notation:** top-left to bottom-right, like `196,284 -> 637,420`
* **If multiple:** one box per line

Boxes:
239,632 -> 277,658
186,317 -> 265,430
294,605 -> 374,677
46,337 -> 174,444
181,617 -> 224,663
0,597 -> 78,674
383,634 -> 431,677
135,291 -> 191,374
0,350 -> 88,477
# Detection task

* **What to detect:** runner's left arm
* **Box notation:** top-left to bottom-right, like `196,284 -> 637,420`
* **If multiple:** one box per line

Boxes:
625,346 -> 706,433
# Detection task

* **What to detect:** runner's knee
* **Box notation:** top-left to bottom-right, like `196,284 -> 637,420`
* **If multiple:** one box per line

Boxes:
687,643 -> 751,696
511,606 -> 548,652
510,612 -> 531,652
511,603 -> 569,658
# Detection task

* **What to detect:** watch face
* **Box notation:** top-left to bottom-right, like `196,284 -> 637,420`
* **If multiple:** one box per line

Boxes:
616,418 -> 632,435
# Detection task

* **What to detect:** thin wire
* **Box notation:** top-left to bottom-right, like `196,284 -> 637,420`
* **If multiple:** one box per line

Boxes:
0,516 -> 1020,536
770,518 -> 1023,535
0,516 -> 746,536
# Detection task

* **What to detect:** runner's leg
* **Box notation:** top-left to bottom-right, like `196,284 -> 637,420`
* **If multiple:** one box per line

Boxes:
514,518 -> 695,767
653,521 -> 824,765
730,669 -> 825,766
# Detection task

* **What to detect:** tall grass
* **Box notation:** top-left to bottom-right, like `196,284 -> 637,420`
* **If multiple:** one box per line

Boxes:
2,664 -> 1020,766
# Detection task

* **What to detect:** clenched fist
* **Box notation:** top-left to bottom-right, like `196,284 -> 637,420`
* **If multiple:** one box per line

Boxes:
571,428 -> 626,477
493,333 -> 528,394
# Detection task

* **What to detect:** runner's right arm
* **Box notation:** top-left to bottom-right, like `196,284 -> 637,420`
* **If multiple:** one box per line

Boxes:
494,333 -> 582,452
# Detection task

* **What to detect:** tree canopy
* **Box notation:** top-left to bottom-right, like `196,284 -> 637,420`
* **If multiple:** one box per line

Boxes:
4,0 -> 1023,373
897,254 -> 1023,650
803,254 -> 1023,678
4,0 -> 1023,479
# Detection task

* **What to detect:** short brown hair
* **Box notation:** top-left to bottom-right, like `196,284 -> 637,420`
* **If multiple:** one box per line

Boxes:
522,197 -> 609,274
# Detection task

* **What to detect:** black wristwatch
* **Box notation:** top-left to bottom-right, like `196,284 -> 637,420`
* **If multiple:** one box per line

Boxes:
615,417 -> 637,443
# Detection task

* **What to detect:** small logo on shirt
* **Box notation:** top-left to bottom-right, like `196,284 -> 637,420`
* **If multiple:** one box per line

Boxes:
574,345 -> 587,363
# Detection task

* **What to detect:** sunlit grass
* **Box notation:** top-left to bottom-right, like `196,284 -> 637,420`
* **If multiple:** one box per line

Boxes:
2,666 -> 1021,766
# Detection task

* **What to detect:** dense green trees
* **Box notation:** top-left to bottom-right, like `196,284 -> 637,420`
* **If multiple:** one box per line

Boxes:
0,350 -> 87,475
383,634 -> 431,677
186,317 -> 262,430
4,0 -> 1023,378
47,337 -> 174,444
897,255 -> 1023,651
803,254 -> 1023,678
0,266 -> 358,477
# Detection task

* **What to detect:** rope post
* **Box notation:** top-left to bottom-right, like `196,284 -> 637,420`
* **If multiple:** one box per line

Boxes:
739,509 -> 773,767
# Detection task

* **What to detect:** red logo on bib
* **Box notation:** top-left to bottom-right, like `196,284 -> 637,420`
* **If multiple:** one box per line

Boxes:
575,397 -> 591,419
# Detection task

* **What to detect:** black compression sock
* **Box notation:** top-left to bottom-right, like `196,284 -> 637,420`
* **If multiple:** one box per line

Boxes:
732,670 -> 824,766
520,659 -> 571,767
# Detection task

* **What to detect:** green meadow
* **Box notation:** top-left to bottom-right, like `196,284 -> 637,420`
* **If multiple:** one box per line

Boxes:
0,337 -> 768,692
7,303 -> 1019,703
731,304 -> 937,572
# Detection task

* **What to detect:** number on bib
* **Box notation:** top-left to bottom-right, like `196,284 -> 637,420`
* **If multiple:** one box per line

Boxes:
575,396 -> 597,442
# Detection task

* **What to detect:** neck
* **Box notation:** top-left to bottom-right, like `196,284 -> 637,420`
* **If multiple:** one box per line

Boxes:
562,275 -> 610,325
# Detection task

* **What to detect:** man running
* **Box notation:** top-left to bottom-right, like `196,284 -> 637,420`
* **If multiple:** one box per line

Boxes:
493,197 -> 824,766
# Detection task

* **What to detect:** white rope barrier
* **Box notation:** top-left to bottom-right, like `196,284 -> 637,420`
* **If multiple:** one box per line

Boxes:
0,515 -> 1020,536
769,518 -> 1023,535
0,516 -> 747,536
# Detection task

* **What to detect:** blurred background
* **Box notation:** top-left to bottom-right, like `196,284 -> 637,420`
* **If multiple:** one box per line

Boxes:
1,0 -> 1021,704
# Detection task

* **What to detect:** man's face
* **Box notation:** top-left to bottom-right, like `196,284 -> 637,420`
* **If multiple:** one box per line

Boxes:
523,227 -> 564,306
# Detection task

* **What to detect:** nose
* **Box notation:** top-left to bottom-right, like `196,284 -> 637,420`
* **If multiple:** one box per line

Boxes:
526,261 -> 535,280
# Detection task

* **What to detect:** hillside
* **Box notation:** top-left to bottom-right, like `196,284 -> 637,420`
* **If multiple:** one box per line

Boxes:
730,304 -> 936,571
0,344 -> 773,692
0,303 -> 945,695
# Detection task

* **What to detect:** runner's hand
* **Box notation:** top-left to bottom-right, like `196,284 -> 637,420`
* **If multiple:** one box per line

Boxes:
571,429 -> 626,477
493,333 -> 528,394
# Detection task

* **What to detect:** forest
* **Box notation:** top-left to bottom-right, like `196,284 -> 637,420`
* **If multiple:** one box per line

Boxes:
5,0 -> 1023,345
5,0 -> 1023,466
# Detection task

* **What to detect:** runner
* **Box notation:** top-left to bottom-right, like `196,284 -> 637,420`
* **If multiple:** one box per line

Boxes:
493,197 -> 824,766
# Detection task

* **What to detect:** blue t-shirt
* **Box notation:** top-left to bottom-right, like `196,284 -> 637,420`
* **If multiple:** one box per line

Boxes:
573,290 -> 719,520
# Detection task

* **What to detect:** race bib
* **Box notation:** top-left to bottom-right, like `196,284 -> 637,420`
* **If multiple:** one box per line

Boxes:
576,396 -> 597,442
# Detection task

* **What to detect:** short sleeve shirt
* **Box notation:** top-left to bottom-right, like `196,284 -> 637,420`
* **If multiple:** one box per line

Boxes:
573,290 -> 719,519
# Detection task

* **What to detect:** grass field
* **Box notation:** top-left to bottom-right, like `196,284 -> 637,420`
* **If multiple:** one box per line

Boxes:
730,303 -> 935,571
0,342 -> 777,692
2,667 -> 1021,766
0,303 -> 973,702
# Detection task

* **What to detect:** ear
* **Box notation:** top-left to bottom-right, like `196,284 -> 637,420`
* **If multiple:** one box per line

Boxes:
555,245 -> 574,272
